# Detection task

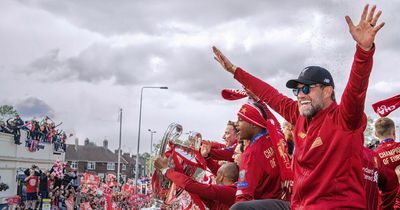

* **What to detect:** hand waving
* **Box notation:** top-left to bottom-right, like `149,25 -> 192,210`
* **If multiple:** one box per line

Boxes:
345,4 -> 385,51
212,46 -> 237,74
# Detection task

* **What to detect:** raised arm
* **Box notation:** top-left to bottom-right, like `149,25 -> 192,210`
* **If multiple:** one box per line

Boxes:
340,4 -> 384,130
212,47 -> 299,124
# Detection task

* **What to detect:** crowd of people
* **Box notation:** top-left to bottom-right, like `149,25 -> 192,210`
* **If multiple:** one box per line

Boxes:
7,161 -> 153,210
0,115 -> 69,153
152,4 -> 400,210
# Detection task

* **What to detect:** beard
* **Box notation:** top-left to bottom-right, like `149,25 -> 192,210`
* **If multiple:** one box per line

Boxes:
299,98 -> 324,118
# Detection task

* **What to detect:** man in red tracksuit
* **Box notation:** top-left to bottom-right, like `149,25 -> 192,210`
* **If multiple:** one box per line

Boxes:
154,157 -> 238,210
230,103 -> 289,210
203,120 -> 239,163
374,117 -> 400,209
362,146 -> 398,210
212,4 -> 384,209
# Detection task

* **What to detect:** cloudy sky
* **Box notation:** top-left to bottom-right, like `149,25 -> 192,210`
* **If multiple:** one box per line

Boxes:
1,0 -> 399,154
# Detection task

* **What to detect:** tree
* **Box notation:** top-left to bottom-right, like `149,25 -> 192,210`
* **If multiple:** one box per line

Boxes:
364,116 -> 379,148
0,105 -> 18,124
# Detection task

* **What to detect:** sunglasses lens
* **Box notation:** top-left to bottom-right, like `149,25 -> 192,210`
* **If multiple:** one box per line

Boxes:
302,86 -> 310,94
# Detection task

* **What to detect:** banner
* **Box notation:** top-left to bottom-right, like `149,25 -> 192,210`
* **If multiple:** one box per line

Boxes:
372,94 -> 400,117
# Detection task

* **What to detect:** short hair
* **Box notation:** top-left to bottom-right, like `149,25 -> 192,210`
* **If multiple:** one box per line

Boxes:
222,162 -> 239,182
282,121 -> 294,130
375,117 -> 395,138
227,120 -> 239,133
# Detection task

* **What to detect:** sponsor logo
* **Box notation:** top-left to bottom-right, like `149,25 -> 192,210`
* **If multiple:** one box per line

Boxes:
239,170 -> 246,180
298,132 -> 306,139
309,137 -> 323,150
237,181 -> 249,189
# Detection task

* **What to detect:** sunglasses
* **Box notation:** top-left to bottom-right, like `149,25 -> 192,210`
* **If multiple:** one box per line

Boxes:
292,84 -> 323,96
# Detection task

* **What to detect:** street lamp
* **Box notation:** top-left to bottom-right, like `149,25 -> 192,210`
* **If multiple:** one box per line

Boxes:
148,129 -> 156,155
135,86 -> 168,193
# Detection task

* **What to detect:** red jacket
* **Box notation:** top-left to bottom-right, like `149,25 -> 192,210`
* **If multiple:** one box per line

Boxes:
165,169 -> 236,210
234,45 -> 374,209
210,143 -> 237,162
206,157 -> 222,175
236,132 -> 282,202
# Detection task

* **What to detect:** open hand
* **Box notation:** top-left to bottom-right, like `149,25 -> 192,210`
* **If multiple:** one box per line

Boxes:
200,140 -> 212,157
345,4 -> 385,51
212,46 -> 237,74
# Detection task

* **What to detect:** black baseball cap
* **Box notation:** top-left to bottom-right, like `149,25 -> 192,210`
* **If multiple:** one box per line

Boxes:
286,66 -> 335,89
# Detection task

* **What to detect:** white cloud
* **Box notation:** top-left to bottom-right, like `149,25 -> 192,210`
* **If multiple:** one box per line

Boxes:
0,0 -> 399,153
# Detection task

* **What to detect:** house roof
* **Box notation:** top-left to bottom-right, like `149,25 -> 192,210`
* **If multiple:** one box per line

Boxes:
65,144 -> 128,164
122,153 -> 146,165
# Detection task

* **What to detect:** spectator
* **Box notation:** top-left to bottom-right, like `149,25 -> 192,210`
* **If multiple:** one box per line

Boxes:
38,169 -> 49,208
25,169 -> 39,210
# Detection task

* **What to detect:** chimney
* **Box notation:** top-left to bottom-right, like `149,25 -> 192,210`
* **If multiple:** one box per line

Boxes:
74,138 -> 79,151
103,139 -> 108,149
84,138 -> 89,146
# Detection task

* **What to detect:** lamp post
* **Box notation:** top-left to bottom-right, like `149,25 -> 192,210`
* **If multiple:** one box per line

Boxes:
135,86 -> 168,193
148,129 -> 156,155
148,129 -> 156,174
117,108 -> 122,184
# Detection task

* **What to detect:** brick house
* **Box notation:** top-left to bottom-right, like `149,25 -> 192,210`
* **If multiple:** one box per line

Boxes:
65,138 -> 130,182
120,152 -> 148,178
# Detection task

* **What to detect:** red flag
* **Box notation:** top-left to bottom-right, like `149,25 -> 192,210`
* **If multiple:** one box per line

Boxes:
372,94 -> 400,117
221,89 -> 247,100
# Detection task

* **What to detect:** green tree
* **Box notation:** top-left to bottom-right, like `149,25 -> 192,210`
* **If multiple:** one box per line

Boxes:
0,105 -> 18,124
364,116 -> 378,147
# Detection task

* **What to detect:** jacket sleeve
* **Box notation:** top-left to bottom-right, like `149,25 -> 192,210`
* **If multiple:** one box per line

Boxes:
210,148 -> 234,162
206,158 -> 222,175
234,68 -> 299,125
338,45 -> 374,130
165,169 -> 236,205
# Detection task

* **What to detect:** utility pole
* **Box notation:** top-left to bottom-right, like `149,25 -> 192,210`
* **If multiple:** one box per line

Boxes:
117,108 -> 122,183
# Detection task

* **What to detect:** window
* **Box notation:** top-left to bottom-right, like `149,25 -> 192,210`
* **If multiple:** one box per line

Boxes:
87,162 -> 95,170
121,175 -> 127,183
71,161 -> 78,169
122,164 -> 126,171
107,163 -> 115,170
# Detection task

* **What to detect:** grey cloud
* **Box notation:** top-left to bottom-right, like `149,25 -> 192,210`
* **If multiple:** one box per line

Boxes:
15,97 -> 55,119
23,0 -> 348,36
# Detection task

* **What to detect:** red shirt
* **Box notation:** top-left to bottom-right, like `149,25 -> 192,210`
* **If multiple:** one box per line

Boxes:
363,147 -> 380,210
378,164 -> 398,210
236,132 -> 282,202
234,45 -> 374,209
375,139 -> 400,173
394,187 -> 400,210
165,169 -> 236,210
26,176 -> 39,193
375,139 -> 400,210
